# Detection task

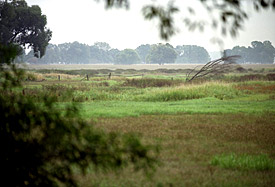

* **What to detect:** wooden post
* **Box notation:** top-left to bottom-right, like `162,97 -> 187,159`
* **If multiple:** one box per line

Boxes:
108,73 -> 111,79
86,74 -> 89,81
58,75 -> 60,81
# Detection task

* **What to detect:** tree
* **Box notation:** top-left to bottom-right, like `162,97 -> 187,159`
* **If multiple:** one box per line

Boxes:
114,48 -> 141,64
109,48 -> 120,62
0,1 -> 159,186
0,0 -> 52,58
0,61 -> 159,186
175,45 -> 210,64
136,44 -> 151,63
23,42 -> 117,64
146,43 -> 177,65
94,42 -> 111,51
225,41 -> 275,64
90,44 -> 114,63
99,0 -> 275,41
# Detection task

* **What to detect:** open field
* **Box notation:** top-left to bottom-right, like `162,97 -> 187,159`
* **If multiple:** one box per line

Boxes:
20,63 -> 275,70
18,66 -> 275,186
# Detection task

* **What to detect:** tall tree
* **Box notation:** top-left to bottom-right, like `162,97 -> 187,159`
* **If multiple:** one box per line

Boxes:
94,42 -> 111,51
225,41 -> 275,64
0,1 -> 159,186
176,45 -> 210,64
146,43 -> 177,65
114,48 -> 141,64
0,0 -> 52,58
136,44 -> 151,63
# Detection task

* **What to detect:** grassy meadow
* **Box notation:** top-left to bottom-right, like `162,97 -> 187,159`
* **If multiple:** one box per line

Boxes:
20,64 -> 275,186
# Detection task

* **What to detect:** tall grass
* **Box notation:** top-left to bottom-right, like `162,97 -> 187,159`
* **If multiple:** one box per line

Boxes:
140,82 -> 243,101
122,78 -> 183,88
211,153 -> 275,171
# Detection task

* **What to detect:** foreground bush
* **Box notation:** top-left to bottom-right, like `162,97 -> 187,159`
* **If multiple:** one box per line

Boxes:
0,46 -> 159,186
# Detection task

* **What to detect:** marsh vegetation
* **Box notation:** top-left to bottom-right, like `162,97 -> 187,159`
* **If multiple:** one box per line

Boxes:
16,64 -> 275,186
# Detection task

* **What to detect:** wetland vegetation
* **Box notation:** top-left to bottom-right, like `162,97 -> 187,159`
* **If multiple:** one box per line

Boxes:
16,65 -> 275,186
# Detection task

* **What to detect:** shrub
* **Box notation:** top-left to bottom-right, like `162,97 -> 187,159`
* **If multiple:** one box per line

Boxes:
0,47 -> 159,186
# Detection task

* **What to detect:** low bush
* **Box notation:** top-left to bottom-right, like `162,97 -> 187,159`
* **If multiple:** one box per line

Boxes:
1,51 -> 159,186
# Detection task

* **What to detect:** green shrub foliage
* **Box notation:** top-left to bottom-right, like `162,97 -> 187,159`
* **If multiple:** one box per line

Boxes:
0,46 -> 158,186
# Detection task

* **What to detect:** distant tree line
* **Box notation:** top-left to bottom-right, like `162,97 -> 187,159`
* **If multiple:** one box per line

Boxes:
21,40 -> 275,65
21,42 -> 211,65
225,41 -> 275,64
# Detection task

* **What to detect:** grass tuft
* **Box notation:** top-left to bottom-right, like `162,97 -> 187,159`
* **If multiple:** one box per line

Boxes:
141,82 -> 243,101
211,153 -> 275,171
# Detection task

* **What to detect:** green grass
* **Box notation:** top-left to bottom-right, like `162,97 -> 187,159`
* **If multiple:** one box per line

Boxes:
78,97 -> 275,118
78,114 -> 275,186
140,82 -> 244,101
18,70 -> 275,186
211,153 -> 275,171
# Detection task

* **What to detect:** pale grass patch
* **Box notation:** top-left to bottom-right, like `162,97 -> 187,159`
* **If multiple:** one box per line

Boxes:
26,72 -> 81,80
143,81 -> 240,101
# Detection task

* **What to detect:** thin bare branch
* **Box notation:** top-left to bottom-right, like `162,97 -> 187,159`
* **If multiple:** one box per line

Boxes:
186,55 -> 240,82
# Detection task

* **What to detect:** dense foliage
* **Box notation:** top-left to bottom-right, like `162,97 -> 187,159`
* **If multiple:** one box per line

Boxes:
0,1 -> 159,186
175,45 -> 211,64
100,0 -> 275,40
0,44 -> 159,187
225,41 -> 275,64
0,0 -> 52,58
136,44 -> 151,63
146,43 -> 178,65
22,42 -> 211,64
24,42 -> 116,64
19,40 -> 275,64
114,49 -> 141,64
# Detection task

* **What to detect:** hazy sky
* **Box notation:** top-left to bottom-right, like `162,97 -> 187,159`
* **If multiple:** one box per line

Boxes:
26,0 -> 275,52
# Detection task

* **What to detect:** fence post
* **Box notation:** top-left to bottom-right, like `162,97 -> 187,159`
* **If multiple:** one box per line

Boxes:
58,75 -> 60,81
86,74 -> 89,81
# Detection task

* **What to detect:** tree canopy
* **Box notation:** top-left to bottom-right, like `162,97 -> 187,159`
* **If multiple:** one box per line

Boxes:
24,42 -> 116,64
225,40 -> 275,64
136,44 -> 151,63
99,0 -> 275,41
114,48 -> 141,64
0,0 -> 52,58
175,45 -> 211,64
0,1 -> 159,186
146,43 -> 177,65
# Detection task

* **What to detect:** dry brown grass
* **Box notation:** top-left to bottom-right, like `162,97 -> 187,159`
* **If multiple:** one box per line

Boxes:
24,72 -> 81,81
79,114 -> 275,186
235,84 -> 275,94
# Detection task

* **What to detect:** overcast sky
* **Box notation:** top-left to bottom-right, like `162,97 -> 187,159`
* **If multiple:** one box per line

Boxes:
26,0 -> 275,52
